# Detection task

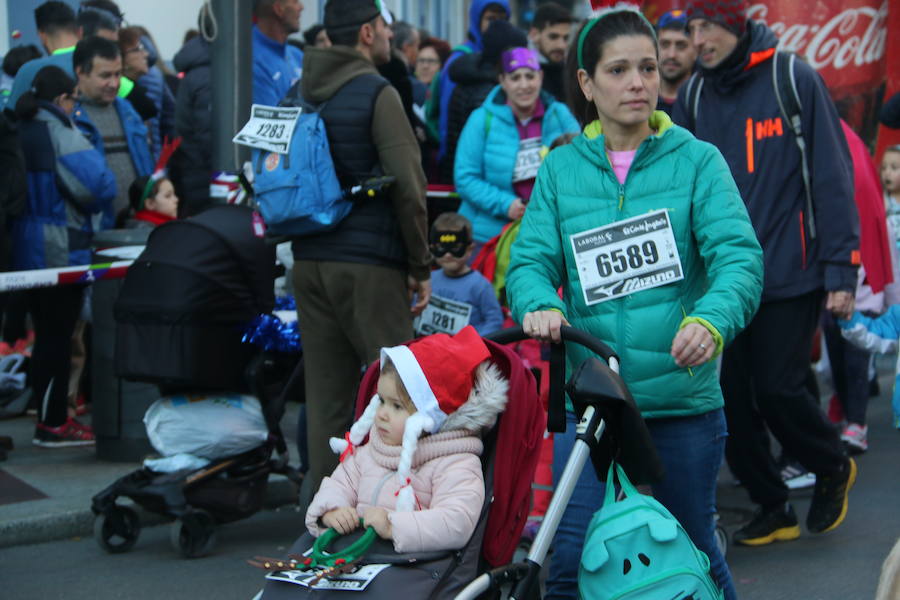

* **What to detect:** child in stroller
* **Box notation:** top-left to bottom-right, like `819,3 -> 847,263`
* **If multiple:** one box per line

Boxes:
91,205 -> 301,558
307,326 -> 507,552
256,326 -> 544,599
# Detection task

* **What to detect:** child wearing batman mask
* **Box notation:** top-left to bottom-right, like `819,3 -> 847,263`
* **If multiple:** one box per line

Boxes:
421,212 -> 504,336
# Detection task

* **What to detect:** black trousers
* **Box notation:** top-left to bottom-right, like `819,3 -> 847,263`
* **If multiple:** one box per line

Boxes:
721,291 -> 846,509
1,291 -> 29,343
28,285 -> 84,427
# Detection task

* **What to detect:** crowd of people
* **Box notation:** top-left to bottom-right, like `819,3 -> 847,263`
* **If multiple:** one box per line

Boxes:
1,0 -> 900,598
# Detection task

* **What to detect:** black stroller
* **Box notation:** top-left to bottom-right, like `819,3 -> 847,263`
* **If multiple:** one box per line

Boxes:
91,205 -> 301,558
255,326 -> 663,599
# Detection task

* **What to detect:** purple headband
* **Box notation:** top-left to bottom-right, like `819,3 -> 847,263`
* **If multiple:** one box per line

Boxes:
501,47 -> 540,74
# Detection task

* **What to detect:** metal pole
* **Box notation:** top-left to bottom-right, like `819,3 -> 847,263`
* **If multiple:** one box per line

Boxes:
210,0 -> 253,173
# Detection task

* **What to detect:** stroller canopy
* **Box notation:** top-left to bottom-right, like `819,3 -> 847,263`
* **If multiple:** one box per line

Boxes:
115,205 -> 276,391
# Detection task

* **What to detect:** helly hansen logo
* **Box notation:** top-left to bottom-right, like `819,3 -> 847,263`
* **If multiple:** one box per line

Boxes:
755,118 -> 784,140
744,117 -> 785,173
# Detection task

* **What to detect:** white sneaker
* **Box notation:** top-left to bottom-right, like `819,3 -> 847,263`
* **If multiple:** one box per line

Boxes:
781,462 -> 816,490
841,423 -> 868,454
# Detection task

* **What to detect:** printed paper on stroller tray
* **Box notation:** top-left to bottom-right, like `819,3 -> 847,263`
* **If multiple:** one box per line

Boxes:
266,564 -> 391,591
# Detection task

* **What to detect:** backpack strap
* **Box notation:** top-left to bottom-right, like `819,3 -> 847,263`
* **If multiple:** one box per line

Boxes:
773,51 -> 816,240
484,111 -> 493,137
682,71 -> 704,133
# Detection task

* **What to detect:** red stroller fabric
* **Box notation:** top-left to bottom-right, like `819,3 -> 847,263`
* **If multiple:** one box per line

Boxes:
355,336 -> 545,567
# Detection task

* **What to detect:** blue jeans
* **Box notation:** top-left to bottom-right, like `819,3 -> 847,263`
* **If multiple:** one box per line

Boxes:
545,409 -> 736,600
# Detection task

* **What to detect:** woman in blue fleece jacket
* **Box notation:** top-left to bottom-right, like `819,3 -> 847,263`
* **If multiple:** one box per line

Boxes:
453,46 -> 579,246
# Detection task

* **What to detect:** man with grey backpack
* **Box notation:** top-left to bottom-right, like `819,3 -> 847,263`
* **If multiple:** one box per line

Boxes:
287,0 -> 432,493
673,0 -> 859,547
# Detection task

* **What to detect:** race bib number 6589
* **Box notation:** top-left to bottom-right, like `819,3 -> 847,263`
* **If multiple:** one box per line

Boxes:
570,210 -> 684,305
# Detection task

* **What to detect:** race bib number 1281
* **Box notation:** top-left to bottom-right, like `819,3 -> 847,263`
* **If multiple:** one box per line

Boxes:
570,209 -> 684,305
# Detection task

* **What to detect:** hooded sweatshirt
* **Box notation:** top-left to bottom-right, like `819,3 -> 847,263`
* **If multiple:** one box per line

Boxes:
440,51 -> 500,182
172,36 -> 212,206
292,46 -> 431,280
672,21 -> 859,301
435,0 -> 511,160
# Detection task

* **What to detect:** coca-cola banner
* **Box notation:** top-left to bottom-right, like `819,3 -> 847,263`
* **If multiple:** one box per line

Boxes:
642,0 -> 894,145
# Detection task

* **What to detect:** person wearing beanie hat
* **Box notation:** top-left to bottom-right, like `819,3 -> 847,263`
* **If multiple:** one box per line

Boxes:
453,38 -> 579,246
287,0 -> 432,495
440,19 -> 529,183
304,326 -> 509,554
431,0 -> 511,172
685,0 -> 747,36
675,0 -> 859,556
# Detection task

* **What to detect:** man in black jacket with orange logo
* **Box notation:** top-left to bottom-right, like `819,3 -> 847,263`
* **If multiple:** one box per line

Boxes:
673,0 -> 859,548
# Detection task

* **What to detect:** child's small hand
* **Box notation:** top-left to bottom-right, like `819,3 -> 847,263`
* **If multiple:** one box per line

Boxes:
363,507 -> 393,540
321,507 -> 359,535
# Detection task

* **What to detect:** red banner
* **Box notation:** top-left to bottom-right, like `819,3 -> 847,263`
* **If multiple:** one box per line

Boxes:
643,0 -> 896,151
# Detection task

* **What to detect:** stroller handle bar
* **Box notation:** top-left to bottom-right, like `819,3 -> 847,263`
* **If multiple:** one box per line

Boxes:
486,325 -> 620,368
457,325 -> 620,600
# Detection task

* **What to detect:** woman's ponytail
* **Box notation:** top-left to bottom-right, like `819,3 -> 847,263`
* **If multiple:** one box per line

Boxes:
13,90 -> 40,121
12,65 -> 76,121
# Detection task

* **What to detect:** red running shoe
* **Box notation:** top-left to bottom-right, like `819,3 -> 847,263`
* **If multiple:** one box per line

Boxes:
33,418 -> 95,447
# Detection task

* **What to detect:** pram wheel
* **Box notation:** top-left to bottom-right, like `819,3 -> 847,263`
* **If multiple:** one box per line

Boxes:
170,509 -> 217,558
93,506 -> 141,553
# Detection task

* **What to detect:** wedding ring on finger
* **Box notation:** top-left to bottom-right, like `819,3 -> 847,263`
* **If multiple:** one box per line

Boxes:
698,343 -> 707,351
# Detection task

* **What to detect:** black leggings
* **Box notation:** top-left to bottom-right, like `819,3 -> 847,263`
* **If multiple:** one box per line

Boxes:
29,286 -> 84,427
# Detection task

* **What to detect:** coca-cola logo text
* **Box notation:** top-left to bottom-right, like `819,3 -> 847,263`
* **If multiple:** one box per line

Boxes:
747,1 -> 887,72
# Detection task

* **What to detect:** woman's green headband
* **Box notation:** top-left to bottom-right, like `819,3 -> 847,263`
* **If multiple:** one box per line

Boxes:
576,7 -> 658,71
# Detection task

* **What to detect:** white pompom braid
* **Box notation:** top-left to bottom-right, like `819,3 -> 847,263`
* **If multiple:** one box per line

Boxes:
328,394 -> 381,461
395,412 -> 433,512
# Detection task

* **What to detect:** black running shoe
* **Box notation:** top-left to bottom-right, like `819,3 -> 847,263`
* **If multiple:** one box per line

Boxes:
733,503 -> 800,546
807,457 -> 857,534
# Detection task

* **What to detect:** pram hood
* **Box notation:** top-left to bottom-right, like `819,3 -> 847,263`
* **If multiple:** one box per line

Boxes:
115,205 -> 275,323
113,205 -> 277,392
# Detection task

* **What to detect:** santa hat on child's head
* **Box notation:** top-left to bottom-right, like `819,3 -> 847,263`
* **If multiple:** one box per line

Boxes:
329,326 -> 508,512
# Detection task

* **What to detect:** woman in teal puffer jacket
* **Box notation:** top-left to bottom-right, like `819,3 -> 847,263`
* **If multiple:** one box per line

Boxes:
505,9 -> 762,600
453,46 -> 580,247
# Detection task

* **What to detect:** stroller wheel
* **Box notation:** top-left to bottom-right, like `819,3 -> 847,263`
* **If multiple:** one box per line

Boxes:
170,509 -> 217,558
715,524 -> 729,558
93,506 -> 141,553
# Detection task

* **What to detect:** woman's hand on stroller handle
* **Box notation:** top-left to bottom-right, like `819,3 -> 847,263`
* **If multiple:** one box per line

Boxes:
321,506 -> 359,535
522,310 -> 570,344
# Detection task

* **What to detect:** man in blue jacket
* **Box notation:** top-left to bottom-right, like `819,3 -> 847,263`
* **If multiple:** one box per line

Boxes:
433,0 -> 509,167
72,36 -> 153,229
673,0 -> 859,547
253,0 -> 304,106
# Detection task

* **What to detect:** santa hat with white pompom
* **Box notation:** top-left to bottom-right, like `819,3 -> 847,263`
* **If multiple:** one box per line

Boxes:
329,326 -> 508,512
